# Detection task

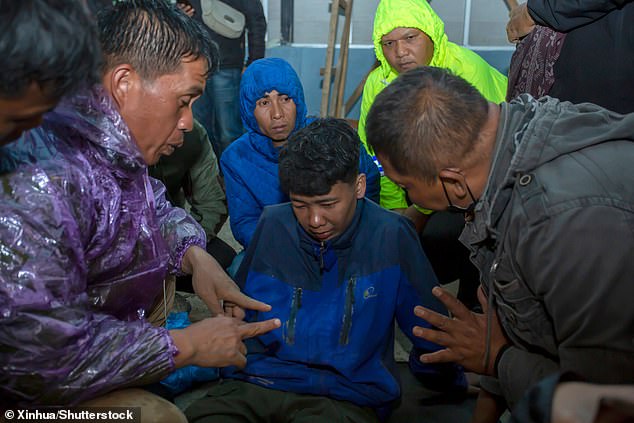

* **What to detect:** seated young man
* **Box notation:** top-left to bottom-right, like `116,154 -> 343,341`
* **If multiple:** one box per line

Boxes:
221,57 -> 380,250
186,118 -> 465,423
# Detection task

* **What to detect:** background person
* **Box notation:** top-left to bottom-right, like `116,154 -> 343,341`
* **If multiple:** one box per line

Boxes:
179,0 -> 267,158
506,0 -> 634,114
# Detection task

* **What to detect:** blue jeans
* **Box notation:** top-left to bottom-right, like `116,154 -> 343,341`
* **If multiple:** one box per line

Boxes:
193,68 -> 245,159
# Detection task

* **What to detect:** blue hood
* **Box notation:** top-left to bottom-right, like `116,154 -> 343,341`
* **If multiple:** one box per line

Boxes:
239,58 -> 308,135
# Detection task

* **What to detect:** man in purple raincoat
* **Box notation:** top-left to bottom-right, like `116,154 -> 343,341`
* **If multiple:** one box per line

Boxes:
0,0 -> 279,413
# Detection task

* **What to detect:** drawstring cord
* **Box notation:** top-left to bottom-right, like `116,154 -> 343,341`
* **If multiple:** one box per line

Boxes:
483,289 -> 494,373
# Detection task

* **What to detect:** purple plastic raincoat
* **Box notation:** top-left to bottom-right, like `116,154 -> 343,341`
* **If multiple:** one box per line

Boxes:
0,86 -> 206,405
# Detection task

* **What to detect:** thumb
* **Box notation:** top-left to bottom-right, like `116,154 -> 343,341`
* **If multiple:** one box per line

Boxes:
239,318 -> 281,339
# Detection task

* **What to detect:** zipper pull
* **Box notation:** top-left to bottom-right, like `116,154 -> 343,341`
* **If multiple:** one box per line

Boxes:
319,241 -> 325,272
286,287 -> 303,345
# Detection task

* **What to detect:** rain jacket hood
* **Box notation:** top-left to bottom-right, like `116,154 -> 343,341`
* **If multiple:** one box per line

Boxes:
239,57 -> 308,135
359,0 -> 507,210
373,0 -> 448,80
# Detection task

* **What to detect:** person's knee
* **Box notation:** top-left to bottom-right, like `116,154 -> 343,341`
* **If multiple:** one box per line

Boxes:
80,388 -> 187,423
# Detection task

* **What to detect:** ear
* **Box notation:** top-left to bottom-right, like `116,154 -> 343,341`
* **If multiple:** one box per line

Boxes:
438,167 -> 468,199
355,173 -> 367,199
104,64 -> 137,109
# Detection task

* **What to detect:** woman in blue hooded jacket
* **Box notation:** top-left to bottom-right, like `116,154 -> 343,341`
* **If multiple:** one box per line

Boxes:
221,58 -> 380,249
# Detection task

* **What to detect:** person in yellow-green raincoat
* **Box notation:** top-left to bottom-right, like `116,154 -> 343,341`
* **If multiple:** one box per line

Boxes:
358,0 -> 507,212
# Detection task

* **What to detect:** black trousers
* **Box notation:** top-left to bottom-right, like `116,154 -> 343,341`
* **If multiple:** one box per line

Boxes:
420,211 -> 480,310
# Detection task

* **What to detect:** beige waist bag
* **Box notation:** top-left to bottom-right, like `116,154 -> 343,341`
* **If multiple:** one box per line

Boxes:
201,0 -> 246,39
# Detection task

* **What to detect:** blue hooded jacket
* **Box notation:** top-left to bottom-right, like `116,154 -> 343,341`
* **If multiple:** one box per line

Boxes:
223,198 -> 466,412
221,58 -> 380,248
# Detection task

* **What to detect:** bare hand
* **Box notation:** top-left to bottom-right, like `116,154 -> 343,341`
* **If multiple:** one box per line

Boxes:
182,246 -> 272,316
552,382 -> 634,423
506,2 -> 536,43
413,286 -> 508,375
170,315 -> 281,369
177,3 -> 195,17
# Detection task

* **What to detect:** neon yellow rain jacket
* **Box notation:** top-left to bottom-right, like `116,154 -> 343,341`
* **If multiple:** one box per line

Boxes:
359,0 -> 508,210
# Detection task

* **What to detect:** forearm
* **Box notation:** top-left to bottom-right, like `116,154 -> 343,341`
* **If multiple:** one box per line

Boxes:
401,205 -> 432,233
181,244 -> 223,275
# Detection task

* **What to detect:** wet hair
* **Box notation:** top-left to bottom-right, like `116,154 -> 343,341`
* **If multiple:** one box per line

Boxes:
366,66 -> 489,183
279,118 -> 360,196
0,0 -> 102,99
97,0 -> 216,80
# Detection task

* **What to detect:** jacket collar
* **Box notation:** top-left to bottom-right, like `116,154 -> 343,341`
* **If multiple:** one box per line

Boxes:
298,198 -> 365,275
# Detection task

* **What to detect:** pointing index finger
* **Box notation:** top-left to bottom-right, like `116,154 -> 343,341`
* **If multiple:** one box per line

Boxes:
238,318 -> 281,340
224,290 -> 273,313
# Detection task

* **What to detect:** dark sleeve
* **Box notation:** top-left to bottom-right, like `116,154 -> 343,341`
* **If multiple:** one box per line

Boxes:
527,0 -> 631,31
243,0 -> 266,65
187,124 -> 228,238
497,203 -> 634,406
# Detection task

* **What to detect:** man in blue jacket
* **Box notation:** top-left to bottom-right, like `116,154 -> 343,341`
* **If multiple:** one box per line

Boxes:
221,58 -> 380,250
187,118 -> 465,422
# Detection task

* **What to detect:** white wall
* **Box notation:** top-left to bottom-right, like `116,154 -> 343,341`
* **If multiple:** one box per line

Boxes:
264,0 -> 516,48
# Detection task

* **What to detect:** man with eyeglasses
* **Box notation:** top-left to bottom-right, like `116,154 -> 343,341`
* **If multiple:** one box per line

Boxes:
365,66 -> 634,416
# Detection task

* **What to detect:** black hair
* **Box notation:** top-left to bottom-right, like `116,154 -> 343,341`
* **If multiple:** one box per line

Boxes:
97,0 -> 216,80
366,66 -> 489,183
0,0 -> 102,99
279,118 -> 360,196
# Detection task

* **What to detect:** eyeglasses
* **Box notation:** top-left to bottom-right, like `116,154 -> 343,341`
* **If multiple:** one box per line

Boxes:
441,179 -> 478,217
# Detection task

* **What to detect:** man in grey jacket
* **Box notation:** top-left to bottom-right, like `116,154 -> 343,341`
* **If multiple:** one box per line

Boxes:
364,66 -> 634,411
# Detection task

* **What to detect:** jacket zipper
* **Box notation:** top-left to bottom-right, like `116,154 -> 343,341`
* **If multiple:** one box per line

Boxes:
339,277 -> 356,345
286,287 -> 303,345
319,241 -> 325,273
